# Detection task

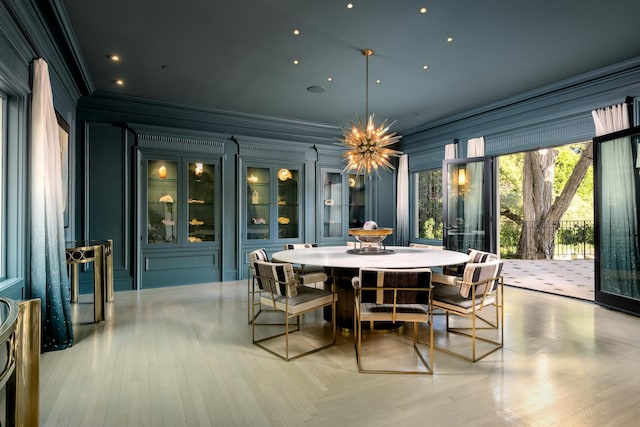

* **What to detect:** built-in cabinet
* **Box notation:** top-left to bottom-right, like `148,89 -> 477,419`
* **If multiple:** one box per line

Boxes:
318,167 -> 367,243
139,148 -> 222,288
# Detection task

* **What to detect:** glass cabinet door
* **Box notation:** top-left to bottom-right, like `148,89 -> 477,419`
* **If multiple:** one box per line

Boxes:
322,170 -> 344,238
277,168 -> 299,239
348,173 -> 366,228
246,167 -> 271,240
245,165 -> 301,241
319,168 -> 367,241
188,161 -> 216,243
147,159 -> 178,244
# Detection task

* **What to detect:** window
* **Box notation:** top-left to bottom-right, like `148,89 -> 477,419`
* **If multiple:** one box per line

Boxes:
414,169 -> 443,242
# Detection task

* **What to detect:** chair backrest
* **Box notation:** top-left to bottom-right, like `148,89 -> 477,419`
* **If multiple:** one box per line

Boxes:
466,249 -> 498,263
459,260 -> 503,298
253,260 -> 298,297
358,268 -> 432,305
248,248 -> 269,276
284,243 -> 319,250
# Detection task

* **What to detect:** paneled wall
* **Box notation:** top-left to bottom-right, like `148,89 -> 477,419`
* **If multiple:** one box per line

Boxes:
0,0 -> 82,299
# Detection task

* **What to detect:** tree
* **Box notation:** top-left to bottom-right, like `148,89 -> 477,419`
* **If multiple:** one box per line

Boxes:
514,142 -> 593,259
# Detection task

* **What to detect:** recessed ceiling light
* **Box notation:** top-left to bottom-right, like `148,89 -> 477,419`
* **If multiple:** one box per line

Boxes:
327,77 -> 333,82
422,65 -> 429,70
446,36 -> 454,43
113,79 -> 124,86
108,54 -> 120,62
420,7 -> 427,14
293,29 -> 300,35
293,59 -> 299,65
375,79 -> 381,84
347,3 -> 354,9
307,85 -> 325,93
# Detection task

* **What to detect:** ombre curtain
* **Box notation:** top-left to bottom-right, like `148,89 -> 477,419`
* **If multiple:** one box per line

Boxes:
30,58 -> 73,351
396,154 -> 409,246
593,103 -> 639,298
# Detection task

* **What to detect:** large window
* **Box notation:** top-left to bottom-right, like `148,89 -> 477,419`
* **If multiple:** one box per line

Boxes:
414,168 -> 443,242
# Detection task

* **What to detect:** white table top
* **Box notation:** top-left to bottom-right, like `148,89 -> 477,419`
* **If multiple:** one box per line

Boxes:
271,246 -> 470,269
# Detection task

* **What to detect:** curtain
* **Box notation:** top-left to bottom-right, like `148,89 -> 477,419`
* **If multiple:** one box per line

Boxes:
463,137 -> 485,249
396,154 -> 409,246
444,143 -> 457,160
593,103 -> 639,299
467,137 -> 485,158
30,58 -> 74,351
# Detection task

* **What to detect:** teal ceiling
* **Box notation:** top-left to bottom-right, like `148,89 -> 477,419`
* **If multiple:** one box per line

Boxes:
61,0 -> 640,133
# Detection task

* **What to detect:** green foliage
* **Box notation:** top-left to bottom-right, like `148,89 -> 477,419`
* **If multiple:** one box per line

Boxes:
422,217 -> 443,240
557,222 -> 594,246
416,169 -> 443,240
499,153 -> 524,219
554,145 -> 594,221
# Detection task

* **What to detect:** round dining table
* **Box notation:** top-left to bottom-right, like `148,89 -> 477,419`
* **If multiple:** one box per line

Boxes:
272,245 -> 470,329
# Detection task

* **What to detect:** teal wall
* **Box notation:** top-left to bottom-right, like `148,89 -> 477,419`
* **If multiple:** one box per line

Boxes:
2,0 -> 640,295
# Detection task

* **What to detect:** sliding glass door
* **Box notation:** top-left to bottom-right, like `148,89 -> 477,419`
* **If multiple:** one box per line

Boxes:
594,126 -> 640,315
442,157 -> 496,253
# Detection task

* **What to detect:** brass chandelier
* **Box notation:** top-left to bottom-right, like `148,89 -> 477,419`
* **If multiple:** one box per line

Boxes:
339,49 -> 402,177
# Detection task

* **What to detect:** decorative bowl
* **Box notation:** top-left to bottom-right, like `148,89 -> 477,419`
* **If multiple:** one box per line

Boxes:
348,227 -> 393,244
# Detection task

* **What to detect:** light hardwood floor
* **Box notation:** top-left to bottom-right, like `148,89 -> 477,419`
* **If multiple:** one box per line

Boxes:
40,281 -> 640,426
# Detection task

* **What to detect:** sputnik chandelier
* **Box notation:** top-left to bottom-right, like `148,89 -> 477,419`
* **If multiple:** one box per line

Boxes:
339,49 -> 402,177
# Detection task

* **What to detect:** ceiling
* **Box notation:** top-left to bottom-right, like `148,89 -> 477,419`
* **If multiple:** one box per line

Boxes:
61,0 -> 640,134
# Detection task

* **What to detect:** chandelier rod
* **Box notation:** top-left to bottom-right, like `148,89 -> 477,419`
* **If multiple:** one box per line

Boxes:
362,49 -> 374,118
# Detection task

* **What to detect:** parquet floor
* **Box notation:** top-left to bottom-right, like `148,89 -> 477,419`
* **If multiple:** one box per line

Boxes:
39,280 -> 640,426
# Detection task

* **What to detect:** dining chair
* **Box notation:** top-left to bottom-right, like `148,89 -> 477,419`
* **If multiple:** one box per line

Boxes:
283,243 -> 327,288
252,260 -> 336,361
432,259 -> 504,362
247,248 -> 270,324
432,248 -> 498,286
352,267 -> 434,374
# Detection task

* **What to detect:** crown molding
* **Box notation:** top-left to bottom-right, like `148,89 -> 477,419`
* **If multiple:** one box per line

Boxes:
129,123 -> 227,155
78,91 -> 343,146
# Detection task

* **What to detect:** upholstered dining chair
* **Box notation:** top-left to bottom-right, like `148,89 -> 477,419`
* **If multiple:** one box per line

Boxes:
283,243 -> 327,288
252,260 -> 336,361
352,267 -> 434,374
247,248 -> 270,324
432,259 -> 504,362
432,248 -> 498,286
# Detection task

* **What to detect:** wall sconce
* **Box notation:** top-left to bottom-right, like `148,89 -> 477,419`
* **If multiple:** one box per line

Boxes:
194,162 -> 203,176
158,165 -> 167,179
457,168 -> 466,187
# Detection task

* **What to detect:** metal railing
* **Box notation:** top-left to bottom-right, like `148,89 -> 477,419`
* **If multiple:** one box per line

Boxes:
500,220 -> 594,259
